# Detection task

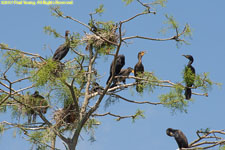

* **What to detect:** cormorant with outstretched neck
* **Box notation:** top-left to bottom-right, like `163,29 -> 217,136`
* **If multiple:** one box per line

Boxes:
166,128 -> 189,149
183,55 -> 195,100
53,30 -> 70,61
106,55 -> 125,85
134,51 -> 146,93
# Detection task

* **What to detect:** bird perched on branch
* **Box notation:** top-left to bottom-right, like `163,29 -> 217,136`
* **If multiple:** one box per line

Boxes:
183,55 -> 195,100
28,91 -> 48,123
166,128 -> 189,149
106,54 -> 125,85
53,30 -> 70,61
117,67 -> 134,84
90,82 -> 104,93
134,51 -> 146,93
110,67 -> 134,88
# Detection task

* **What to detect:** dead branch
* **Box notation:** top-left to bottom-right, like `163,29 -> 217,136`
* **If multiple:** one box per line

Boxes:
92,112 -> 137,121
110,93 -> 162,105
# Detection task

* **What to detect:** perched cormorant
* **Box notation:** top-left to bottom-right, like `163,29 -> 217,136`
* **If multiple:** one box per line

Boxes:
53,30 -> 70,61
134,51 -> 146,93
28,91 -> 48,123
90,82 -> 104,93
183,55 -> 195,100
117,67 -> 134,84
166,128 -> 189,149
106,55 -> 125,85
109,67 -> 134,88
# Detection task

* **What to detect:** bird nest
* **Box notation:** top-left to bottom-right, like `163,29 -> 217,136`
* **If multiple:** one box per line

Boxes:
83,29 -> 119,50
53,104 -> 78,127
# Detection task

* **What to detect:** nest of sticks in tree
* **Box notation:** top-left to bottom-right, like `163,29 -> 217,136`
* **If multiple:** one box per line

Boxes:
83,27 -> 119,51
53,104 -> 78,127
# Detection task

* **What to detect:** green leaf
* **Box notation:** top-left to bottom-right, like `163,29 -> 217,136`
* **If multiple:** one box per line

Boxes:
159,84 -> 189,113
0,43 -> 9,49
122,0 -> 134,5
0,124 -> 5,135
184,24 -> 193,37
155,0 -> 167,7
43,26 -> 61,38
132,109 -> 145,122
95,4 -> 105,15
165,14 -> 179,29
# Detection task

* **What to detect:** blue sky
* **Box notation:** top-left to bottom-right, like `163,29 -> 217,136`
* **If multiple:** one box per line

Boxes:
0,0 -> 225,150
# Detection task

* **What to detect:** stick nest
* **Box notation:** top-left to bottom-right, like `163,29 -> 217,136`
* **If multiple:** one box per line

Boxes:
53,104 -> 78,127
83,27 -> 118,49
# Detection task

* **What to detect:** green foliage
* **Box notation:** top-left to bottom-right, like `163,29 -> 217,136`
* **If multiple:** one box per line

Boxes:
43,26 -> 61,38
184,24 -> 192,37
104,96 -> 119,110
70,32 -> 81,48
131,109 -> 145,122
85,118 -> 101,130
194,72 -> 214,92
0,124 -> 5,135
183,66 -> 195,87
30,59 -> 59,87
156,0 -> 167,7
144,72 -> 159,93
0,43 -> 9,49
95,4 -> 105,15
198,128 -> 210,134
29,129 -> 54,150
150,0 -> 168,7
55,84 -> 76,108
2,50 -> 20,67
2,50 -> 38,76
159,84 -> 189,113
219,146 -> 225,150
50,6 -> 63,17
84,118 -> 101,142
165,14 -> 179,29
0,94 -> 7,113
122,0 -> 134,5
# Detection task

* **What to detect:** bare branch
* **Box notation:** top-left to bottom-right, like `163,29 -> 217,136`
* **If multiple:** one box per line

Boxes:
92,112 -> 137,120
81,46 -> 98,116
11,76 -> 31,84
122,25 -> 187,42
110,93 -> 162,105
185,129 -> 225,149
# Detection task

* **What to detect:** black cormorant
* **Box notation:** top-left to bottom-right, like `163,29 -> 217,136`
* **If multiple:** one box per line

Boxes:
53,30 -> 70,61
134,51 -> 146,93
106,55 -> 125,84
183,55 -> 195,100
117,67 -> 134,84
166,128 -> 189,149
29,91 -> 48,123
90,82 -> 104,93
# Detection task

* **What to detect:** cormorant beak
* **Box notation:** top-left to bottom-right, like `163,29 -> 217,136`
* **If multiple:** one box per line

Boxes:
169,132 -> 174,136
182,54 -> 187,58
131,69 -> 134,73
141,51 -> 147,56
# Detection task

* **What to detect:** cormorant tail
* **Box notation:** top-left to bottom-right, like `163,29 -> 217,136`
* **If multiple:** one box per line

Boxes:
184,87 -> 192,100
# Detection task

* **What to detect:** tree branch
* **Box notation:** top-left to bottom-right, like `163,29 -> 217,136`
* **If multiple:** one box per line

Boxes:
92,112 -> 137,121
110,93 -> 162,105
